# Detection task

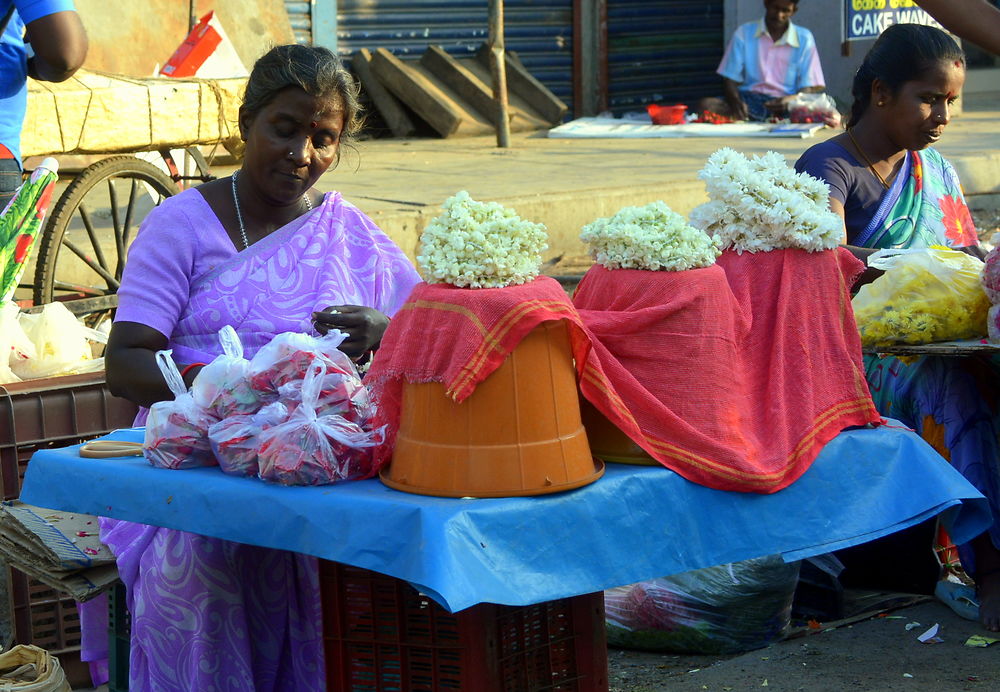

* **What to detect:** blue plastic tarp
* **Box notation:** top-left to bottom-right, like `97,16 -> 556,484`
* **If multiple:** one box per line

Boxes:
20,422 -> 990,613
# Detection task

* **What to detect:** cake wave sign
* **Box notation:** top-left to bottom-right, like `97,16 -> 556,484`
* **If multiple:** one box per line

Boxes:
844,0 -> 945,42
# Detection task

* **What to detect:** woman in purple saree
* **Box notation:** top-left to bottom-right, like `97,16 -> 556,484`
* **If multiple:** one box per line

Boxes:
79,45 -> 420,690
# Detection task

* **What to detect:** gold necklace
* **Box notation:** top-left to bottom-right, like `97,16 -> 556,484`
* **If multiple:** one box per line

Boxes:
847,129 -> 890,190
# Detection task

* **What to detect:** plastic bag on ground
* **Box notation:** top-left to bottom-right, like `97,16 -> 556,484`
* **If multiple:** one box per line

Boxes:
207,401 -> 288,477
605,555 -> 801,654
10,302 -> 106,380
852,247 -> 988,347
0,644 -> 71,691
247,330 -> 357,395
144,350 -> 219,469
191,325 -> 272,418
256,361 -> 384,485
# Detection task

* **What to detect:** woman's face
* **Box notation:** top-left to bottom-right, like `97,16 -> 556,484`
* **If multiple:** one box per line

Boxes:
876,59 -> 965,151
238,86 -> 345,205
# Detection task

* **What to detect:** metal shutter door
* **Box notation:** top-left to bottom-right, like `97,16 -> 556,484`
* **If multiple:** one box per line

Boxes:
285,0 -> 313,44
606,0 -> 723,115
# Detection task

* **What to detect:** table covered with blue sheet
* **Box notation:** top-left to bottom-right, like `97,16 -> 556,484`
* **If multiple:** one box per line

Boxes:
20,423 -> 991,613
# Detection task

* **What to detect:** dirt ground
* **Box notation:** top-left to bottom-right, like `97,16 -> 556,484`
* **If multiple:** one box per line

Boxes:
606,599 -> 1000,692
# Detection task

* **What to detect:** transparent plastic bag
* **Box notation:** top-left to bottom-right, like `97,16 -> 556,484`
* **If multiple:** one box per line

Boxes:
144,350 -> 219,469
852,247 -> 989,347
191,325 -> 273,418
981,235 -> 1000,341
256,361 -> 384,485
0,301 -> 34,384
11,302 -> 106,380
605,556 -> 801,654
982,234 -> 1000,304
276,369 -> 373,425
208,401 -> 288,477
786,92 -> 841,128
247,330 -> 358,395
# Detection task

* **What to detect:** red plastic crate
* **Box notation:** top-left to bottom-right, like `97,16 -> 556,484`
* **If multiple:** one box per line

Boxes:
0,372 -> 139,500
321,562 -> 608,692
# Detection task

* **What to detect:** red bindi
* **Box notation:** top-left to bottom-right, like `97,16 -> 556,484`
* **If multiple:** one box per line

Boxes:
955,60 -> 962,67
310,120 -> 318,129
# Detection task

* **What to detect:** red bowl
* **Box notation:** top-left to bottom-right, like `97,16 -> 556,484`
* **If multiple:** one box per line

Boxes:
647,103 -> 688,125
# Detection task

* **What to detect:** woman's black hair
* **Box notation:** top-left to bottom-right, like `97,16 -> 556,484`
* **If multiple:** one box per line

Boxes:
847,24 -> 965,128
241,44 -> 363,145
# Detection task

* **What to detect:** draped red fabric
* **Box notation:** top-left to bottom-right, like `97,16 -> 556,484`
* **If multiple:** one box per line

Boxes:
574,248 -> 880,492
369,248 -> 880,493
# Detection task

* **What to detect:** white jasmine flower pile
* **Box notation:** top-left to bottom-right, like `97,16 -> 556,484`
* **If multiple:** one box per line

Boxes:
580,201 -> 721,271
689,148 -> 843,253
417,191 -> 549,288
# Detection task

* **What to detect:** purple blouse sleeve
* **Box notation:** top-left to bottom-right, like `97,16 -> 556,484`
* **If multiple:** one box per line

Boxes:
113,198 -> 198,340
795,143 -> 850,206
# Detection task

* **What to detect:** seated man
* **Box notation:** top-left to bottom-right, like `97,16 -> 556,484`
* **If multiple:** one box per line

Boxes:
698,0 -> 824,121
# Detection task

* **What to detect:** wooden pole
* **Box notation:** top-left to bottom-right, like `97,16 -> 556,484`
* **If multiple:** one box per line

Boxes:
488,0 -> 511,148
189,0 -> 197,31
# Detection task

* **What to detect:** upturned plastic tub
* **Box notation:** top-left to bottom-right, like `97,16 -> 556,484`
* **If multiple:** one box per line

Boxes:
579,399 -> 658,466
381,321 -> 604,497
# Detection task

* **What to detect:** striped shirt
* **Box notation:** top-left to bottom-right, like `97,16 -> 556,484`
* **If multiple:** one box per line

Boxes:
717,19 -> 825,98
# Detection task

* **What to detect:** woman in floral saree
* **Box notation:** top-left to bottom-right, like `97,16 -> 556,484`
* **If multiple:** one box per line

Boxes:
796,24 -> 1000,632
78,45 -> 420,690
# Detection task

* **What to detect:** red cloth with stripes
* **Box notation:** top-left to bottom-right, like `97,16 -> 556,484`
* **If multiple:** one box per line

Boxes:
574,247 -> 880,492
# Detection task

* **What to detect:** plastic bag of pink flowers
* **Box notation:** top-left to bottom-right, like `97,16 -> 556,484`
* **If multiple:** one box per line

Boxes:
257,361 -> 384,485
207,402 -> 288,477
191,326 -> 274,418
144,350 -> 218,469
247,331 -> 358,394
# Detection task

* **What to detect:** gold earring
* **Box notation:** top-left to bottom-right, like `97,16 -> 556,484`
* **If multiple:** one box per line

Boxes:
877,101 -> 884,106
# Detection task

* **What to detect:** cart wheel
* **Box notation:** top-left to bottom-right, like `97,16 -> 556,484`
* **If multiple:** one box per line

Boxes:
153,147 -> 214,190
33,156 -> 178,327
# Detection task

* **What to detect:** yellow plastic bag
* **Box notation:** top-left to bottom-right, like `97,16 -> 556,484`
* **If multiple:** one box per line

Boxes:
852,247 -> 988,347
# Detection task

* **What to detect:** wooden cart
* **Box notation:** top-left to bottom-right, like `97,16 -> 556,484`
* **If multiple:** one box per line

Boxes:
19,70 -> 246,325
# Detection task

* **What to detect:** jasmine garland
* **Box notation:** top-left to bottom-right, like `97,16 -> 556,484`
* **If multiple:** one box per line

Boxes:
689,148 -> 843,253
580,201 -> 720,271
416,191 -> 549,289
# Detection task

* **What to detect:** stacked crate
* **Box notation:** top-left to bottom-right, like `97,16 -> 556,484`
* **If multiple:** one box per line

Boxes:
0,372 -> 137,684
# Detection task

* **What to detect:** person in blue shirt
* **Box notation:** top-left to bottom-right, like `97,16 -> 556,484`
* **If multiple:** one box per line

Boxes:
0,1 -> 87,204
698,0 -> 825,121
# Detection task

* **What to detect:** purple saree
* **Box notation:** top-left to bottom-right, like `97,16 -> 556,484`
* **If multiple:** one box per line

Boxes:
79,188 -> 420,691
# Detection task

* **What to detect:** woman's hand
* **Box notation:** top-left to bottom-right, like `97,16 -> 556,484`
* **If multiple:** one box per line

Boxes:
313,305 -> 389,360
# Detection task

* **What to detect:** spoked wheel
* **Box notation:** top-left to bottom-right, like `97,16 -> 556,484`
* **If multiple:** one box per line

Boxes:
32,156 -> 178,328
145,147 -> 214,190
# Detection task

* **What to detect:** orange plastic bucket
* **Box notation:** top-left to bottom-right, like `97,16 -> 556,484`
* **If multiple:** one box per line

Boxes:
646,103 -> 688,125
579,399 -> 658,466
381,321 -> 604,497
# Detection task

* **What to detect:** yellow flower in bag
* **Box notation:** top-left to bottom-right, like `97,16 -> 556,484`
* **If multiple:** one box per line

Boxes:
852,247 -> 989,347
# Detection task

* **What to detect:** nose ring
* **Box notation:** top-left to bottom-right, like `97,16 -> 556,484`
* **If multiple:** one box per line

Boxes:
288,151 -> 294,157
